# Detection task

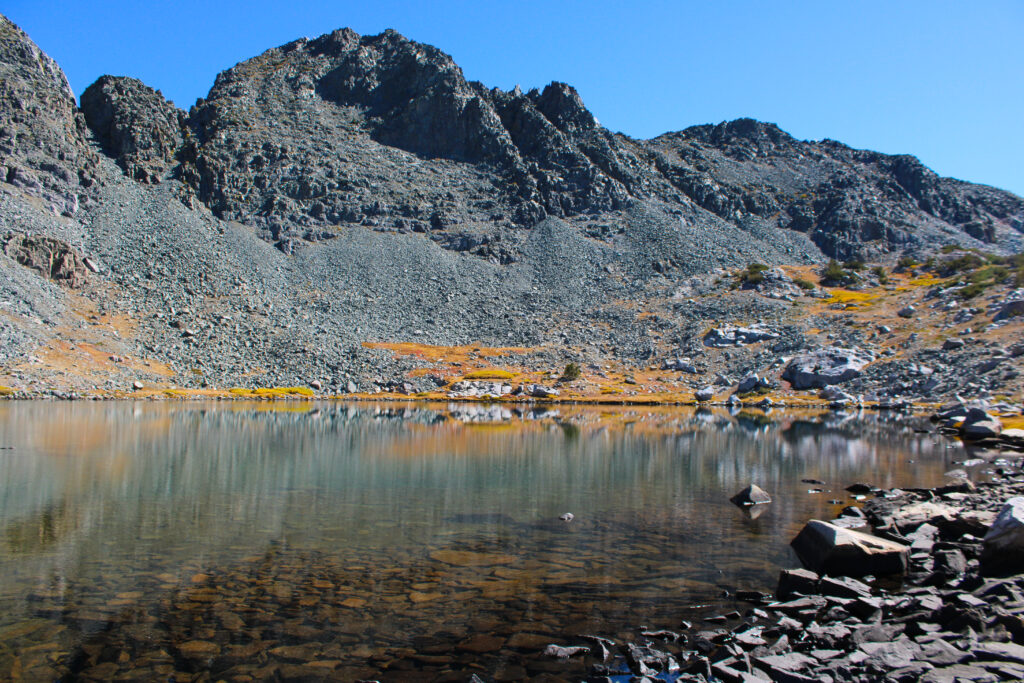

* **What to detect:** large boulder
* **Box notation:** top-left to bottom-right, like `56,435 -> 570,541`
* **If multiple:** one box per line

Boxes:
961,408 -> 1002,439
782,347 -> 871,390
790,520 -> 909,576
981,497 -> 1024,575
694,386 -> 715,402
993,292 -> 1024,321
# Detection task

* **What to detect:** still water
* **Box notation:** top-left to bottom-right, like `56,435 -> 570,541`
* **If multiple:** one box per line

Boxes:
0,401 -> 966,681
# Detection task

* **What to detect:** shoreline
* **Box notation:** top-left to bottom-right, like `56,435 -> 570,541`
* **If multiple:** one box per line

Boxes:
548,410 -> 1024,682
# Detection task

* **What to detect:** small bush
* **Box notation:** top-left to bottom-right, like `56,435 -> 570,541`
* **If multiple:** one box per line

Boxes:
794,277 -> 816,290
939,253 -> 985,276
559,362 -> 582,382
820,259 -> 847,285
958,281 -> 990,299
843,259 -> 865,271
739,263 -> 770,286
871,265 -> 889,284
897,256 -> 918,269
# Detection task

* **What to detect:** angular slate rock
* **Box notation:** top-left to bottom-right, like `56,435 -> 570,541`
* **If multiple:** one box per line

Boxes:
791,520 -> 909,577
776,568 -> 819,601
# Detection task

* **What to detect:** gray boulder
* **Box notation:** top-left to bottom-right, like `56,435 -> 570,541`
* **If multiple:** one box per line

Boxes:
662,357 -> 698,373
782,347 -> 871,390
993,292 -> 1024,321
530,385 -> 560,398
737,374 -> 760,393
694,386 -> 715,402
790,519 -> 909,576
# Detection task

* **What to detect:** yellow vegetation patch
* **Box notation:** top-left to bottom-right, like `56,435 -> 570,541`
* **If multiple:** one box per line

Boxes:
825,289 -> 877,306
461,369 -> 516,380
228,386 -> 315,398
362,342 -> 527,363
907,276 -> 943,287
0,386 -> 14,396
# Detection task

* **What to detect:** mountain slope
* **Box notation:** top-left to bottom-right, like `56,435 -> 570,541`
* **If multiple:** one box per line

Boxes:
1,15 -> 1023,401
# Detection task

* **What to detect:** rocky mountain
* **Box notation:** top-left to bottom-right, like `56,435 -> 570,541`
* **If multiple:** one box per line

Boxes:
72,26 -> 1024,262
1,14 -> 1023,398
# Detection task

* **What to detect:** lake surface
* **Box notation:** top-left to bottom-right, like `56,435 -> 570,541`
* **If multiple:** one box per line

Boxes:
0,401 -> 970,681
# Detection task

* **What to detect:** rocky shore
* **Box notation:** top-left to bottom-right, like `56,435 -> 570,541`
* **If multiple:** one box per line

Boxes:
538,406 -> 1024,682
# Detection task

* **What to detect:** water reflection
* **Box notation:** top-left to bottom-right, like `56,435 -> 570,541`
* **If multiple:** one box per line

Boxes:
0,401 -> 962,680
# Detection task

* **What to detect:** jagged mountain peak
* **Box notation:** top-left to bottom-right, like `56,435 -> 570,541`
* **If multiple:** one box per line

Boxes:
0,14 -> 98,216
3,13 -> 1019,261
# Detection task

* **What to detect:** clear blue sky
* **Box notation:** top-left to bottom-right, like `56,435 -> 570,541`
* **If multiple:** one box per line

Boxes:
5,0 -> 1023,196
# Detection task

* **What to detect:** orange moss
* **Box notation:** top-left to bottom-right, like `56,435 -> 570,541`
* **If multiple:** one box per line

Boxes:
363,342 -> 528,363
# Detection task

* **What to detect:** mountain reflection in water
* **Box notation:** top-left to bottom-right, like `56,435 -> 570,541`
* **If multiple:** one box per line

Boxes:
0,401 -> 965,680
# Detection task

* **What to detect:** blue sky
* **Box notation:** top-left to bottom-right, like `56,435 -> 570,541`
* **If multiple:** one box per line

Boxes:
5,0 -> 1023,196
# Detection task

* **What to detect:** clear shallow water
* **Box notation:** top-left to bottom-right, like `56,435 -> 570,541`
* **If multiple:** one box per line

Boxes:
0,401 -> 966,681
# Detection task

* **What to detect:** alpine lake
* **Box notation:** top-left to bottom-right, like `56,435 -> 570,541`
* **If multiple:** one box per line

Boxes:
0,401 -> 978,681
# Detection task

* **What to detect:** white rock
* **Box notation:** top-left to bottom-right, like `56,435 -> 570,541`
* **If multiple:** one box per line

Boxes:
982,497 -> 1024,574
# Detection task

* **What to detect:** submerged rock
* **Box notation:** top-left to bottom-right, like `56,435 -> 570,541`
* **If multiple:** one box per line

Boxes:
730,484 -> 772,507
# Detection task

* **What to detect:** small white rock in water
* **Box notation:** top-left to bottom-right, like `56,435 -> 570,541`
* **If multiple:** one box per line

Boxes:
559,512 -> 574,522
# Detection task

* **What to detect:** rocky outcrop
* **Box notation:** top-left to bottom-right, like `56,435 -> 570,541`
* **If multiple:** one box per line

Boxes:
2,232 -> 89,287
80,76 -> 186,183
0,15 -> 97,215
169,28 -> 639,249
783,347 -> 871,389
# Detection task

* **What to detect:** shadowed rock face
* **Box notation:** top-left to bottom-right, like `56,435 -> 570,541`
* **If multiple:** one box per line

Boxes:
80,76 -> 185,184
0,15 -> 98,216
60,24 -> 1022,260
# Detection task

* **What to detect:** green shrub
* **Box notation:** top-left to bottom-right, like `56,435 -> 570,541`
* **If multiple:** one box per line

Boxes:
794,277 -> 816,290
871,265 -> 889,284
897,256 -> 918,269
843,259 -> 865,271
820,259 -> 847,285
939,253 -> 985,276
958,281 -> 989,299
559,362 -> 582,382
739,263 -> 770,286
